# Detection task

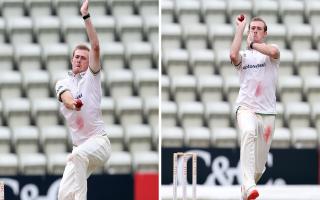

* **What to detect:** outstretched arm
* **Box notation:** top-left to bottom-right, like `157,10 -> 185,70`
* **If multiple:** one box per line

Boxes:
249,42 -> 280,60
246,26 -> 279,59
81,0 -> 101,73
230,15 -> 247,67
60,91 -> 82,111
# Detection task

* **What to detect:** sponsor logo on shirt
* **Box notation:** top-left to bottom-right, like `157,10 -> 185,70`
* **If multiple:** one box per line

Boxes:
243,62 -> 266,70
56,85 -> 63,93
75,93 -> 83,99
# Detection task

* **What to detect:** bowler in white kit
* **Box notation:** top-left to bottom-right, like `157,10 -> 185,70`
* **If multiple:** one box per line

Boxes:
55,0 -> 111,199
230,15 -> 280,200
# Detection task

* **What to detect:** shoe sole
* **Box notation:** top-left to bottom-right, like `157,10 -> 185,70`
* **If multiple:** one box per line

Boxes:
247,189 -> 259,200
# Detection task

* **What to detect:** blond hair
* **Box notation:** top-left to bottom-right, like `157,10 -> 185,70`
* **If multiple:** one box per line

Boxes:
249,17 -> 267,32
72,44 -> 90,57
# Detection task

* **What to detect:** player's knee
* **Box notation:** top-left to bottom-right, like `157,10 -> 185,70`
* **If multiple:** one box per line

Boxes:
68,151 -> 88,163
68,151 -> 79,160
58,185 -> 73,200
241,130 -> 256,141
58,191 -> 74,200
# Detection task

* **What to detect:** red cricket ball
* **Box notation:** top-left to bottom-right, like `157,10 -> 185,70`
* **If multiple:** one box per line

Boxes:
75,99 -> 83,109
238,14 -> 245,22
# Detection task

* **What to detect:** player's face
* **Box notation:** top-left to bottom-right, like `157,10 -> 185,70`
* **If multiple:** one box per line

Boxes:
248,21 -> 267,43
71,49 -> 89,74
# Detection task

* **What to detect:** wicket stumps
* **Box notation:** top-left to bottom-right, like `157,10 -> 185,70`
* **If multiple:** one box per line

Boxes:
173,152 -> 197,200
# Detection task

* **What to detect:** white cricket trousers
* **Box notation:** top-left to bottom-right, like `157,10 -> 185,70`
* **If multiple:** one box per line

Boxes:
237,106 -> 275,193
58,134 -> 111,200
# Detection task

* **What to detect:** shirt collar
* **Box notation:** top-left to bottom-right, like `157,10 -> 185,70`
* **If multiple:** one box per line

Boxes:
68,70 -> 86,78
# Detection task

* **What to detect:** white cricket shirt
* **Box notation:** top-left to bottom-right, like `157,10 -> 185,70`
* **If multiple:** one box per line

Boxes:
55,68 -> 105,146
235,45 -> 279,114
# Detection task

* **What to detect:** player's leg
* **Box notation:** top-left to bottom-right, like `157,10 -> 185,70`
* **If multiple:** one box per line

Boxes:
58,151 -> 89,200
237,107 -> 258,199
60,134 -> 111,199
255,114 -> 275,183
78,134 -> 112,177
71,149 -> 89,200
58,160 -> 74,200
60,147 -> 89,200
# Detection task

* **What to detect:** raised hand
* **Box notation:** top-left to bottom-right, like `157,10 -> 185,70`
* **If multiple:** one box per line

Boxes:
236,14 -> 247,29
80,0 -> 89,16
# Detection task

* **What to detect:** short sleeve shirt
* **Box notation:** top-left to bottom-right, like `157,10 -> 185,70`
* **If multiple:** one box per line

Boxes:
55,68 -> 105,146
235,45 -> 280,114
